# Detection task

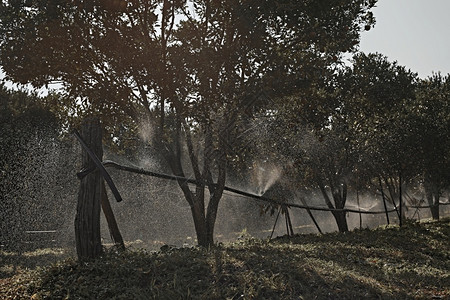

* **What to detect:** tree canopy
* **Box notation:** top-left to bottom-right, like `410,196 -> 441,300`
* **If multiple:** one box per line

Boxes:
1,0 -> 380,245
0,0 -> 376,116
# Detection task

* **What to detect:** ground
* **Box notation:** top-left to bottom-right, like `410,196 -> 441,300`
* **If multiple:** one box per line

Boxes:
1,218 -> 449,299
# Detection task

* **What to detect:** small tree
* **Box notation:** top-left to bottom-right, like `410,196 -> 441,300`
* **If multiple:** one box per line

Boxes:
338,52 -> 419,224
269,99 -> 357,233
415,74 -> 450,219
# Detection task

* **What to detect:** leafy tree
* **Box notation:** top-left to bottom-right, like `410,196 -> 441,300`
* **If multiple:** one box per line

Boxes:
0,0 -> 377,246
336,52 -> 419,223
264,81 -> 357,232
263,53 -> 420,231
414,73 -> 450,219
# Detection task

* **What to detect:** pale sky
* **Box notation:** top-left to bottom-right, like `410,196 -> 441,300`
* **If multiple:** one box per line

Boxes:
359,0 -> 450,78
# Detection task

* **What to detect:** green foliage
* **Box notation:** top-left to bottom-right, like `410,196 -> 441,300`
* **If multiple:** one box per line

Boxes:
338,54 -> 450,200
256,52 -> 450,229
0,0 -> 378,245
338,53 -> 419,177
0,84 -> 61,177
414,74 -> 450,188
0,0 -> 377,123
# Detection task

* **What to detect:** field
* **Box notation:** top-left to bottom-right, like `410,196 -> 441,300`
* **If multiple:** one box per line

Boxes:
1,219 -> 449,299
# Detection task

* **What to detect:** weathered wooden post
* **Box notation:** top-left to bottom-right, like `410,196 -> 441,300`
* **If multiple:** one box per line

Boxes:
101,180 -> 125,250
75,117 -> 103,260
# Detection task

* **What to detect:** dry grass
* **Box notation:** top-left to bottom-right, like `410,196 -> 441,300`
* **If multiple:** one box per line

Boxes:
1,218 -> 449,299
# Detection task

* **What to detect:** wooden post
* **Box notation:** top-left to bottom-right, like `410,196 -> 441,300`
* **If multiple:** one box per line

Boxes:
356,188 -> 362,230
398,170 -> 403,227
299,197 -> 323,234
283,206 -> 294,236
269,206 -> 282,240
75,118 -> 103,260
378,177 -> 390,225
101,180 -> 125,250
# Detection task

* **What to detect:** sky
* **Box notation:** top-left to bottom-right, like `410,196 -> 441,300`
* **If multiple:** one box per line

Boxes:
358,0 -> 450,78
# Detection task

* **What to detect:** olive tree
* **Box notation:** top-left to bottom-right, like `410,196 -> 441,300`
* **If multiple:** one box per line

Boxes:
415,74 -> 450,219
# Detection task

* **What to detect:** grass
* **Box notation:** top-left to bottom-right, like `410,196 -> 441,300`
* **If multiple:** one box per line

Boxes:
1,218 -> 449,299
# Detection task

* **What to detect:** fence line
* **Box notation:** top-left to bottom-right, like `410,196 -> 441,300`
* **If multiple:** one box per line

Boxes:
410,203 -> 450,209
101,160 -> 448,215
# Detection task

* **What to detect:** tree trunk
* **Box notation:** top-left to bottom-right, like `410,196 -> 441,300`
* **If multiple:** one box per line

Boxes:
189,191 -> 225,248
75,118 -> 103,260
398,171 -> 403,227
335,182 -> 349,232
332,210 -> 349,232
426,189 -> 440,220
318,179 -> 349,233
205,205 -> 217,247
204,147 -> 226,247
425,173 -> 440,220
429,194 -> 440,220
163,118 -> 227,248
191,199 -> 208,247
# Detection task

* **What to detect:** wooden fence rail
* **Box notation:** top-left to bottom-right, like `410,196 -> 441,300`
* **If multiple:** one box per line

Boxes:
97,160 -> 449,215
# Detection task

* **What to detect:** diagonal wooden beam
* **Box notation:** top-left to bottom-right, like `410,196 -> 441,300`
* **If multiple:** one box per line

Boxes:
74,130 -> 123,203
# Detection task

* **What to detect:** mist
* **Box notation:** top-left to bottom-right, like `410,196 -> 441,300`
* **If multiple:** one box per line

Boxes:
2,127 -> 449,254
